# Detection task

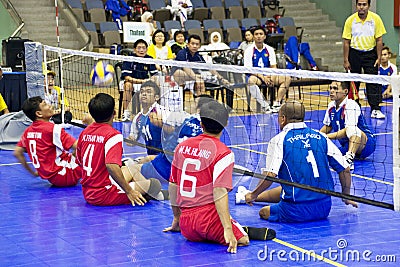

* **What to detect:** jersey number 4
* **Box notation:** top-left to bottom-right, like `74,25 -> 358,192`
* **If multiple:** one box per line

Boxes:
82,144 -> 95,176
180,158 -> 201,198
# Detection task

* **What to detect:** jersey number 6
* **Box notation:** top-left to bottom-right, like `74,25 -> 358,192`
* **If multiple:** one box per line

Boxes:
180,158 -> 201,198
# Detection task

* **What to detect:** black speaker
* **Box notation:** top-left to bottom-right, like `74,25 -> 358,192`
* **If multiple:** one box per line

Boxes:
2,37 -> 30,71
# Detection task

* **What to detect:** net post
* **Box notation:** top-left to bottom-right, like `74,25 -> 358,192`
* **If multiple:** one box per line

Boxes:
392,76 -> 400,211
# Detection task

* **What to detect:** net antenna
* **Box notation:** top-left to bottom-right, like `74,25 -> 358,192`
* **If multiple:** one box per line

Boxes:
54,0 -> 66,124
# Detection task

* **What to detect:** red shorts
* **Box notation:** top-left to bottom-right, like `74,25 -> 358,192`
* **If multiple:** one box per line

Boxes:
83,185 -> 132,206
47,165 -> 82,187
180,203 -> 247,245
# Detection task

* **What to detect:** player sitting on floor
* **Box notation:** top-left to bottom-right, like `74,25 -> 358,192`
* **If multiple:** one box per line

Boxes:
76,93 -> 162,206
320,81 -> 376,170
122,95 -> 214,198
379,46 -> 397,99
240,101 -> 358,223
127,81 -> 166,160
14,96 -> 81,187
164,101 -> 276,254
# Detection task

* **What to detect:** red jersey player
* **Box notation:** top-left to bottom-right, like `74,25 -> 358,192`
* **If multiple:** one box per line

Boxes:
164,101 -> 276,253
76,93 -> 161,206
14,96 -> 81,187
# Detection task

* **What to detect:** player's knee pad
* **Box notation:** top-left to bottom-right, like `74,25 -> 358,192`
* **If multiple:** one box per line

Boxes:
346,126 -> 362,138
147,178 -> 162,198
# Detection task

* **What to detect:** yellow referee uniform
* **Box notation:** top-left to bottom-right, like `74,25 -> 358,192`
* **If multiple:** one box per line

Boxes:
342,11 -> 386,52
0,93 -> 8,113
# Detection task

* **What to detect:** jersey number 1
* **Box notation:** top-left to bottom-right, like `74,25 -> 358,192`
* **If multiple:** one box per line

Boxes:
180,158 -> 200,198
306,150 -> 320,178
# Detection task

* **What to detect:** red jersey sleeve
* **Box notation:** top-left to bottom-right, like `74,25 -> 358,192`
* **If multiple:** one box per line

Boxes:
59,128 -> 76,150
212,151 -> 234,191
17,131 -> 27,148
104,133 -> 123,166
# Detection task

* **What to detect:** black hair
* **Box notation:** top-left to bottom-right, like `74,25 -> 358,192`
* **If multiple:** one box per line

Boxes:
22,96 -> 43,121
88,93 -> 115,123
141,80 -> 160,96
133,39 -> 148,49
251,26 -> 267,36
356,0 -> 370,5
187,34 -> 201,44
152,29 -> 167,46
200,101 -> 229,134
340,81 -> 350,92
173,30 -> 185,42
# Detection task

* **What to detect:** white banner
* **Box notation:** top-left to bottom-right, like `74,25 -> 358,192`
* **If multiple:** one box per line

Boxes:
122,22 -> 151,44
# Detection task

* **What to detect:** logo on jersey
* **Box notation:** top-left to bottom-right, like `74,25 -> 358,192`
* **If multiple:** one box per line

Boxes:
301,139 -> 311,148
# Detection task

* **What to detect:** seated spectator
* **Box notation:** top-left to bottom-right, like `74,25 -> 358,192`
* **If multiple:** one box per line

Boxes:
243,26 -> 291,113
168,0 -> 193,27
238,30 -> 254,54
147,30 -> 174,72
379,46 -> 397,99
44,70 -> 73,124
121,39 -> 158,121
141,11 -> 157,36
128,0 -> 148,20
171,34 -> 230,98
105,0 -> 132,32
285,36 -> 318,70
170,30 -> 186,56
203,31 -> 230,61
0,67 -> 9,115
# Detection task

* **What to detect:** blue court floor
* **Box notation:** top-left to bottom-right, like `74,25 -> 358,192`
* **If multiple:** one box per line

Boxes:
0,107 -> 399,266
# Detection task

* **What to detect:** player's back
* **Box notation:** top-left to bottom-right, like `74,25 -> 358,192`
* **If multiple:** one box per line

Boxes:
77,122 -> 123,191
280,125 -> 338,202
171,134 -> 234,209
19,121 -> 75,179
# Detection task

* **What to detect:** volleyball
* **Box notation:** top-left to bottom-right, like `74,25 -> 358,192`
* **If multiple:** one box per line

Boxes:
90,61 -> 115,86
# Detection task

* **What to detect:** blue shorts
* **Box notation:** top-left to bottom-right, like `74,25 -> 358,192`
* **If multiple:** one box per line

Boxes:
141,154 -> 171,183
339,133 -> 376,159
268,197 -> 332,223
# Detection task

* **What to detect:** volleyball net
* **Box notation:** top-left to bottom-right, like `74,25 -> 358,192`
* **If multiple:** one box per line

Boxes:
36,44 -> 399,211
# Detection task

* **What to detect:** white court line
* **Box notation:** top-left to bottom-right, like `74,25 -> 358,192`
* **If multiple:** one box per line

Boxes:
374,132 -> 392,136
0,162 -> 30,167
229,141 -> 270,148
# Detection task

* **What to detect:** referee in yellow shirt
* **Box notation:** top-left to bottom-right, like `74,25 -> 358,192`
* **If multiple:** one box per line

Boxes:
342,0 -> 386,119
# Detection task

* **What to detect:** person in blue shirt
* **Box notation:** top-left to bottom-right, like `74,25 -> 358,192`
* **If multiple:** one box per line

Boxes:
379,46 -> 397,99
243,26 -> 291,113
105,0 -> 132,31
171,34 -> 229,97
244,101 -> 357,223
320,81 -> 376,169
121,39 -> 158,121
128,81 -> 164,157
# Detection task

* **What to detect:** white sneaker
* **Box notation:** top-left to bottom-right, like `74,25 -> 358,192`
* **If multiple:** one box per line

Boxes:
371,110 -> 385,119
122,111 -> 131,122
271,104 -> 281,113
261,106 -> 272,114
235,186 -> 251,204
